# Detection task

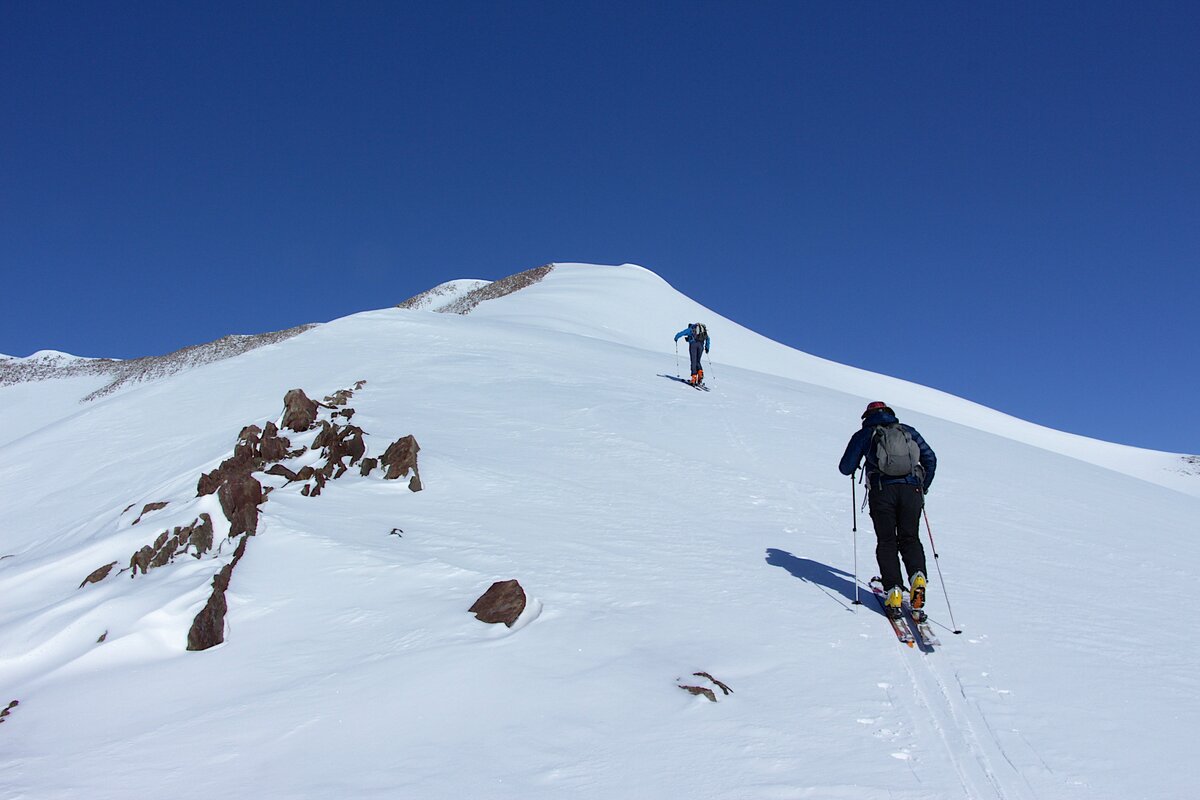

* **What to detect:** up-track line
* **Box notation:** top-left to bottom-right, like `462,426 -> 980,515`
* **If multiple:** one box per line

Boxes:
894,646 -> 1038,800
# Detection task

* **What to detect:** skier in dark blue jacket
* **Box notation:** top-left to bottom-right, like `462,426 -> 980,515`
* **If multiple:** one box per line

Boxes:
674,323 -> 711,386
839,401 -> 937,614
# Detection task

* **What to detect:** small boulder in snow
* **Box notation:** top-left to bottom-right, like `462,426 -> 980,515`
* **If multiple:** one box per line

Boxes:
469,579 -> 527,627
381,435 -> 422,491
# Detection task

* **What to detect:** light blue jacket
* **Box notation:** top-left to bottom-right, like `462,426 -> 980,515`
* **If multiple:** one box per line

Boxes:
674,326 -> 711,352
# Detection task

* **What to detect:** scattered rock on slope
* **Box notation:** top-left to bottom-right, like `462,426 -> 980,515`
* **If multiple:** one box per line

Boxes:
469,579 -> 527,627
381,435 -> 422,491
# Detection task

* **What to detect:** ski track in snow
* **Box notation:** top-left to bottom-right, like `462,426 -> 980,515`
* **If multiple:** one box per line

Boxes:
895,645 -> 1036,800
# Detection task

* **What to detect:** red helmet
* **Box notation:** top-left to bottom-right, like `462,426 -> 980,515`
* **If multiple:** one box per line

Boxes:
862,401 -> 894,419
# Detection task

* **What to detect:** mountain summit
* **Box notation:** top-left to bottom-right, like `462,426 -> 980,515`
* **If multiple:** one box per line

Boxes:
0,262 -> 1196,799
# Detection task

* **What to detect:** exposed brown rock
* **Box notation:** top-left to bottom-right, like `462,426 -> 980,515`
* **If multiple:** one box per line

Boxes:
265,464 -> 300,482
236,424 -> 263,454
132,501 -> 168,525
677,672 -> 732,702
128,514 -> 216,576
324,389 -> 354,406
0,700 -> 17,724
259,421 -> 291,462
469,579 -> 527,627
197,446 -> 259,497
311,420 -> 335,449
196,469 -> 222,497
312,421 -> 367,479
186,535 -> 249,651
219,473 -> 263,537
79,561 -> 118,588
281,388 -> 319,432
359,457 -> 378,477
149,531 -> 174,569
186,514 -> 215,555
381,435 -> 422,491
130,544 -> 155,576
692,672 -> 733,696
678,684 -> 717,702
97,631 -> 107,642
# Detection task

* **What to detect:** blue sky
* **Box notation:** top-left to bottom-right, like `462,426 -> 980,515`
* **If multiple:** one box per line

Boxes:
2,1 -> 1196,453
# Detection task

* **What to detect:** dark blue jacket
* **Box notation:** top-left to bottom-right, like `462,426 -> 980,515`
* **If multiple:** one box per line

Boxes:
839,410 -> 936,491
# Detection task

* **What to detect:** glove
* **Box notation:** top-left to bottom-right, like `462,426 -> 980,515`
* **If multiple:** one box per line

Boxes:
705,345 -> 710,354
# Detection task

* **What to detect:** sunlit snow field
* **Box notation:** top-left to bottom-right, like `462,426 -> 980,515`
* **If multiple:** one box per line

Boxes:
1,264 -> 1195,799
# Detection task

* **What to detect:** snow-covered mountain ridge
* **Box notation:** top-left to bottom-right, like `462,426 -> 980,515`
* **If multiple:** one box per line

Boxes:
1,262 -> 1196,799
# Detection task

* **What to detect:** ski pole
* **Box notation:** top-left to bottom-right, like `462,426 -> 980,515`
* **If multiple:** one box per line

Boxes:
674,340 -> 680,378
851,472 -> 861,605
851,473 -> 857,533
922,506 -> 962,634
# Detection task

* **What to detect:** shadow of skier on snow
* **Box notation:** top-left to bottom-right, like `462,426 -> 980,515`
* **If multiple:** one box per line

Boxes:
765,549 -> 879,614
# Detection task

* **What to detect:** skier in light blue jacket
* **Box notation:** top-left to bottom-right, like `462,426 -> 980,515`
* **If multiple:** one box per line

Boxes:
674,323 -> 711,386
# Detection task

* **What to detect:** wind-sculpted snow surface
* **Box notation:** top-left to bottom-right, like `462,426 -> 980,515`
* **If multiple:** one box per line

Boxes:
0,263 -> 1196,800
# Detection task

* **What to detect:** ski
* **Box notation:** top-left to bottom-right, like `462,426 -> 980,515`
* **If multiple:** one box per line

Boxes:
905,603 -> 941,648
659,374 -> 710,391
869,578 -> 914,647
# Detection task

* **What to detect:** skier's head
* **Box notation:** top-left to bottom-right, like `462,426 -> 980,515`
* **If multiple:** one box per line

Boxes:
862,401 -> 894,419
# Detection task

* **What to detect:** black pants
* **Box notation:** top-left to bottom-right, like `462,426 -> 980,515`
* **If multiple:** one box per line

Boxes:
689,339 -> 704,374
869,482 -> 927,591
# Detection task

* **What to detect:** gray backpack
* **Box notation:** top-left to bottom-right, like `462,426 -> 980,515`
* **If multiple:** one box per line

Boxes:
872,423 -> 923,480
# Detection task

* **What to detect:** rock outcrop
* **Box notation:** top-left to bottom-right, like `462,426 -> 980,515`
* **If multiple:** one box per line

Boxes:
281,388 -> 320,432
77,379 -> 425,654
381,435 -> 422,491
132,501 -> 168,525
186,534 -> 249,651
129,514 -> 215,575
79,561 -> 119,589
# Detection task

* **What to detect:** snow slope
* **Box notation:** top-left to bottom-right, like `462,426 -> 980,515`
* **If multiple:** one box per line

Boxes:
0,263 -> 1195,800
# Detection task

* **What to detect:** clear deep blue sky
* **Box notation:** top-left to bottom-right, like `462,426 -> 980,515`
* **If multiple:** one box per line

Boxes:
2,2 -> 1197,453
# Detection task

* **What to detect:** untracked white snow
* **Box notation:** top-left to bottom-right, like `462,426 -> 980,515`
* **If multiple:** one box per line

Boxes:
0,263 -> 1195,799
